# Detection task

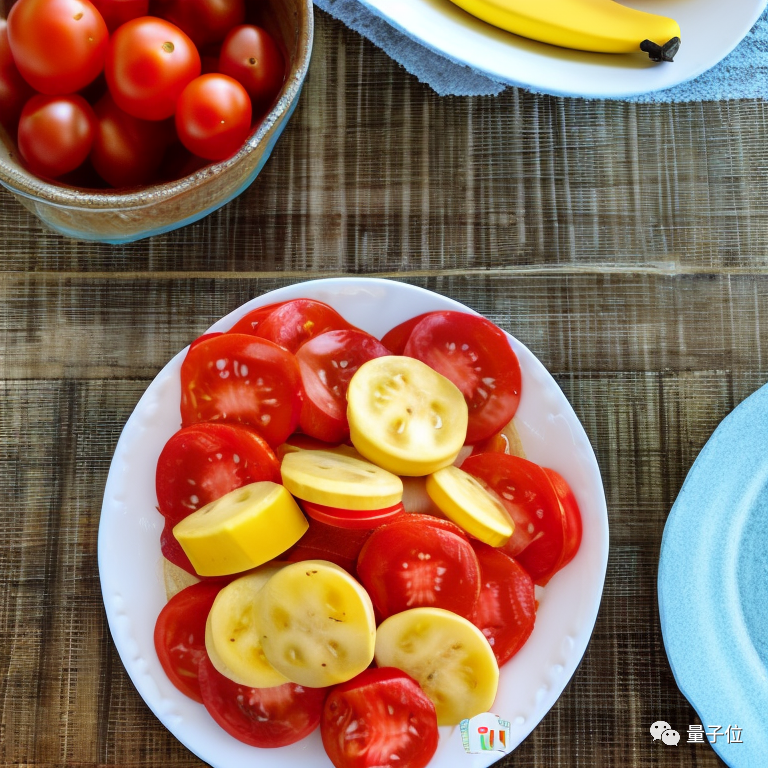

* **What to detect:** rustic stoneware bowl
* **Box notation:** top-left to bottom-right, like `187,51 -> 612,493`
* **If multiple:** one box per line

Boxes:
0,0 -> 313,243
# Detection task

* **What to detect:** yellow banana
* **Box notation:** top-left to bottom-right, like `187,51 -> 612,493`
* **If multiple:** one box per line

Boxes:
448,0 -> 681,60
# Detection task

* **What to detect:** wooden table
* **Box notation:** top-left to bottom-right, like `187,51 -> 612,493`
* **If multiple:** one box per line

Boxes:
2,9 -> 760,767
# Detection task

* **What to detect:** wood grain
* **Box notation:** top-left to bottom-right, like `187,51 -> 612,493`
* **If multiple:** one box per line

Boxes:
3,7 -> 765,767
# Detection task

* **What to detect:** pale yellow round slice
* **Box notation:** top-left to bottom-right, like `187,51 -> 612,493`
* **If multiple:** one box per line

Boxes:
280,450 -> 402,510
426,465 -> 514,546
375,607 -> 499,726
347,356 -> 468,476
257,560 -> 376,688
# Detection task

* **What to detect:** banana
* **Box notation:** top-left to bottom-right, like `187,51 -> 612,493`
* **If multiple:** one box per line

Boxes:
447,0 -> 681,60
257,560 -> 376,688
375,607 -> 499,725
206,565 -> 290,688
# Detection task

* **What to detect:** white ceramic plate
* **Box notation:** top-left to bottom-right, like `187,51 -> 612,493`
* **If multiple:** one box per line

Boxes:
357,0 -> 767,98
98,277 -> 608,768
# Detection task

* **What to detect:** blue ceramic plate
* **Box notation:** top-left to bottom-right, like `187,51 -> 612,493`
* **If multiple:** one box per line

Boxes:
659,382 -> 768,766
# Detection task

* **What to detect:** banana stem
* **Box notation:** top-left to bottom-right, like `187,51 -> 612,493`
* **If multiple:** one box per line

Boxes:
640,37 -> 681,62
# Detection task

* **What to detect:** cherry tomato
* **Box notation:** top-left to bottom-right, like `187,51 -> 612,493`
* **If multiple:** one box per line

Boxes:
198,656 -> 327,747
90,93 -> 171,187
152,0 -> 245,49
301,500 -> 405,530
154,581 -> 222,702
255,299 -> 357,354
90,0 -> 148,31
0,20 -> 35,132
379,312 -> 431,355
219,24 -> 285,114
403,311 -> 522,444
544,467 -> 583,570
356,514 -> 481,620
228,302 -> 287,335
469,540 -> 536,666
17,94 -> 96,178
105,17 -> 201,121
156,422 -> 280,526
461,453 -> 565,585
297,330 -> 391,443
7,0 -> 108,95
321,668 -> 438,768
284,516 -> 372,575
180,333 -> 302,447
175,73 -> 251,161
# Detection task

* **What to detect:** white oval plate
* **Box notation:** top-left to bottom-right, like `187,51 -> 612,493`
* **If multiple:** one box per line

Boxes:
98,277 -> 608,767
357,0 -> 767,98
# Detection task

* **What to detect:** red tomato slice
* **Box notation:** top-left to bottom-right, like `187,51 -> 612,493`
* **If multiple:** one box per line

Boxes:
160,518 -> 198,576
402,311 -> 522,444
154,581 -> 222,703
379,312 -> 432,355
228,302 -> 287,335
297,330 -> 391,443
198,656 -> 327,747
357,515 -> 481,620
543,468 -> 583,570
255,299 -> 357,354
301,500 -> 405,530
462,453 -> 565,586
156,422 -> 280,526
284,517 -> 372,574
470,541 -> 536,666
321,668 -> 438,768
180,333 -> 302,447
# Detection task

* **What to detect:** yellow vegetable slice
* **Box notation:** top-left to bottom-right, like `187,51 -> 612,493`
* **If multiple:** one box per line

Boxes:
173,481 -> 308,577
257,560 -> 376,688
347,356 -> 469,476
426,465 -> 514,546
374,607 -> 499,726
280,450 -> 402,510
162,557 -> 200,601
206,565 -> 290,688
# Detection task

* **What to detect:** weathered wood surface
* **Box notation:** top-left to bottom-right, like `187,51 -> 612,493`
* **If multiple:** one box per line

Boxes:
4,8 -> 766,767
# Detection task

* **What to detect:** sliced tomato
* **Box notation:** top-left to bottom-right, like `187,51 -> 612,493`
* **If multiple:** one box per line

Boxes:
379,312 -> 432,355
470,540 -> 536,666
284,516 -> 372,574
402,311 -> 522,444
356,514 -> 481,620
321,667 -> 438,768
180,333 -> 302,446
156,422 -> 280,526
228,301 -> 287,335
297,330 -> 391,443
301,500 -> 405,530
160,518 -> 198,576
255,299 -> 357,354
188,331 -> 223,352
198,656 -> 327,747
462,453 -> 564,586
154,581 -> 222,703
543,467 -> 583,570
470,430 -> 509,455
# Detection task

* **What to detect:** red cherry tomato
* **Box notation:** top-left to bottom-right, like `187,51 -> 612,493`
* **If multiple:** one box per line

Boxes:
228,302 -> 287,335
0,20 -> 35,132
462,453 -> 565,585
7,0 -> 108,95
180,333 -> 302,447
17,94 -> 96,178
255,299 -> 357,354
379,312 -> 431,355
175,73 -> 252,161
151,0 -> 245,49
403,311 -> 522,444
321,668 -> 439,768
301,500 -> 405,530
284,516 -> 372,575
153,581 -> 222,703
297,330 -> 391,443
156,422 -> 280,526
357,514 -> 481,620
90,0 -> 148,31
219,24 -> 285,114
543,467 -> 583,570
198,656 -> 327,747
105,17 -> 201,121
470,540 -> 536,666
90,93 -> 171,187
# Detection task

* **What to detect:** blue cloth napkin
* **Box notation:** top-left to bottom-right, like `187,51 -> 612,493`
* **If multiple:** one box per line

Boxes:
314,0 -> 768,100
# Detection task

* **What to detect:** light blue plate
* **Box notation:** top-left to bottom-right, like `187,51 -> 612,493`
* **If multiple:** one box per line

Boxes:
659,382 -> 768,766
